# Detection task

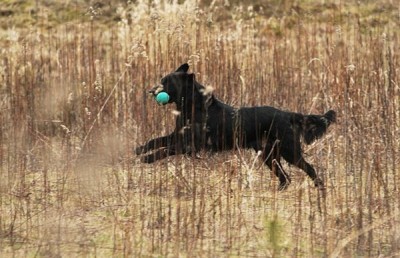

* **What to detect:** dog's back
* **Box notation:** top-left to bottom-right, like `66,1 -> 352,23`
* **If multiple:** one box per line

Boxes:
237,106 -> 294,142
236,106 -> 335,146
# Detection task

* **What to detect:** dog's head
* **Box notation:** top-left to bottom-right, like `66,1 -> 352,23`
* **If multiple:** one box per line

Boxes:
149,63 -> 206,110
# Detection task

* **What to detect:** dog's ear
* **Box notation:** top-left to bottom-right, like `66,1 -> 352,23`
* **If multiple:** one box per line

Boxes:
175,63 -> 189,73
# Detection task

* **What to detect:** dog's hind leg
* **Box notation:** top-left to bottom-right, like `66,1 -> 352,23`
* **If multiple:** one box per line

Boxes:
262,140 -> 291,190
296,158 -> 324,189
280,138 -> 324,189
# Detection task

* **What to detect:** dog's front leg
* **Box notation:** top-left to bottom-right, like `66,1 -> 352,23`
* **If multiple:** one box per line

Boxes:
139,132 -> 189,163
141,148 -> 177,163
135,133 -> 174,155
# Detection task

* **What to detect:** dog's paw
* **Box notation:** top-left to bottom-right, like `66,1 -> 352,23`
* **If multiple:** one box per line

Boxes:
140,155 -> 155,164
314,178 -> 325,189
278,181 -> 290,191
135,146 -> 145,155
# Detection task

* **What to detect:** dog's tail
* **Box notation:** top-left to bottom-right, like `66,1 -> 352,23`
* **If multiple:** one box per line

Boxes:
298,110 -> 336,144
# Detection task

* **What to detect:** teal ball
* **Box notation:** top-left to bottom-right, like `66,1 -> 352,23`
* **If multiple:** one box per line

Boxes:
155,92 -> 170,104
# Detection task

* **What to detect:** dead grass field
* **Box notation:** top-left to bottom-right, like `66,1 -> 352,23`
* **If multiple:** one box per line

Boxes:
1,0 -> 399,257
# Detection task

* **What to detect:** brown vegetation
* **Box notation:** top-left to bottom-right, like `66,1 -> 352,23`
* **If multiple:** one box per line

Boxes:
0,0 -> 399,256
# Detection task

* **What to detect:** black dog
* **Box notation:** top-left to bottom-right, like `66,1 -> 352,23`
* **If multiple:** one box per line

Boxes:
136,63 -> 336,190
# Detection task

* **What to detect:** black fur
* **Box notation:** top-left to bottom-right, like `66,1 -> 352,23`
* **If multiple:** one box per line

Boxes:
136,63 -> 336,190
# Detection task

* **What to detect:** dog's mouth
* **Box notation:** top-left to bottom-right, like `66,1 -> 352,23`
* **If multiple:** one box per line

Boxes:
148,84 -> 164,96
149,85 -> 170,105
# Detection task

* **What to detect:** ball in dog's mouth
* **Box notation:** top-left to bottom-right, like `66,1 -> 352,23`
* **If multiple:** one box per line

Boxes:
155,92 -> 169,105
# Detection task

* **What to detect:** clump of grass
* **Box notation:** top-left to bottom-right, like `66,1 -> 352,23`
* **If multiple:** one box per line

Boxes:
264,215 -> 286,257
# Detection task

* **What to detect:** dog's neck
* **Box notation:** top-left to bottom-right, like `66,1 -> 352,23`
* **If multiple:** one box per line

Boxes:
175,81 -> 205,114
206,94 -> 234,112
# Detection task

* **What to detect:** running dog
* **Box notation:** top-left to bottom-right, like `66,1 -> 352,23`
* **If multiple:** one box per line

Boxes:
136,63 -> 336,190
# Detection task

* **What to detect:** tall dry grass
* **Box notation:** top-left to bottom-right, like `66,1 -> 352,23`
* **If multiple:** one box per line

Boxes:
0,0 -> 399,257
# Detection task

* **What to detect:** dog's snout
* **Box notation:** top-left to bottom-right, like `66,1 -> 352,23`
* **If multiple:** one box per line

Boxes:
148,85 -> 163,95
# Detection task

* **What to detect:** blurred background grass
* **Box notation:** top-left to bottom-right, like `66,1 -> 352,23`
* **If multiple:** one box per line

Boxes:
1,0 -> 399,30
